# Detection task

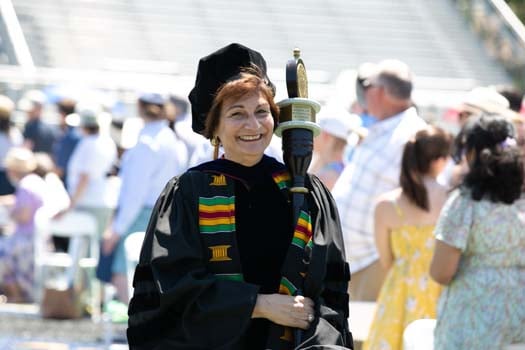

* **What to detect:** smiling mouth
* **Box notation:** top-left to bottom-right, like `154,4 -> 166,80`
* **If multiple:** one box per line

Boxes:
238,135 -> 262,141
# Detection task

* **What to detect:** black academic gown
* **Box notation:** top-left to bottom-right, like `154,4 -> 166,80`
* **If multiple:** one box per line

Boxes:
127,156 -> 353,350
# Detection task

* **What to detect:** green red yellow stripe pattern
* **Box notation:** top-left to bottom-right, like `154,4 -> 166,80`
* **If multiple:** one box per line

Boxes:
271,171 -> 291,190
199,196 -> 235,234
278,277 -> 298,296
291,210 -> 313,249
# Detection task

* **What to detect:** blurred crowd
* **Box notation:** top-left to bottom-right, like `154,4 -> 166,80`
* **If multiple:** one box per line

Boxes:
0,90 -> 204,306
323,60 -> 524,350
0,56 -> 523,349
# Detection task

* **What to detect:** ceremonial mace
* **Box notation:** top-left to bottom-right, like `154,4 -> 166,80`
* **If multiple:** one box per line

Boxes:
275,48 -> 321,347
276,48 -> 320,232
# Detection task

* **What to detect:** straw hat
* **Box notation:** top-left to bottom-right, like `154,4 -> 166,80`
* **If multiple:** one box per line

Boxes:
4,147 -> 37,174
0,95 -> 14,120
461,87 -> 522,124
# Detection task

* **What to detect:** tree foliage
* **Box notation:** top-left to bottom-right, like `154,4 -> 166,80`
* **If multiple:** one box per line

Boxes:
506,0 -> 525,23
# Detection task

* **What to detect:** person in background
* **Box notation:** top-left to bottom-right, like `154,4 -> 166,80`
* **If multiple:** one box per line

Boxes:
332,59 -> 427,301
354,62 -> 378,129
341,63 -> 377,164
56,107 -> 117,243
100,93 -> 188,304
310,106 -> 362,190
31,152 -> 71,252
454,86 -> 513,128
167,94 -> 207,167
0,95 -> 23,195
344,100 -> 369,163
495,85 -> 523,113
18,90 -> 57,155
52,97 -> 80,189
166,94 -> 190,131
33,152 -> 70,219
363,126 -> 452,350
430,115 -> 525,349
0,148 -> 46,302
127,43 -> 352,350
439,86 -> 519,189
495,85 -> 525,150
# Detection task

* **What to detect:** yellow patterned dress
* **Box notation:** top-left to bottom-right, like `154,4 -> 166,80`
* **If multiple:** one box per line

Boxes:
363,207 -> 442,350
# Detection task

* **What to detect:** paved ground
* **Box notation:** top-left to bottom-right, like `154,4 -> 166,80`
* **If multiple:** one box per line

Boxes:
0,303 -> 128,350
0,301 -> 374,349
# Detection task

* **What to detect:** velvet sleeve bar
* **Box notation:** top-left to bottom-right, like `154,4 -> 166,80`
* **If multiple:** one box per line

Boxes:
127,172 -> 260,350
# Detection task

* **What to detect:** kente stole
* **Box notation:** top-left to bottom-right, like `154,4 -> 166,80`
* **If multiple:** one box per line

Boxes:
197,160 -> 313,350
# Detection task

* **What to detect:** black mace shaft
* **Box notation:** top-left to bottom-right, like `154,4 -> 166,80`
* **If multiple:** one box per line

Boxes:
282,119 -> 314,349
282,128 -> 313,223
276,48 -> 321,349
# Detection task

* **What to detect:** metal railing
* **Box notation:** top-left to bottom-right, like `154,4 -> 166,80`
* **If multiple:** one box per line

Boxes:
0,0 -> 34,71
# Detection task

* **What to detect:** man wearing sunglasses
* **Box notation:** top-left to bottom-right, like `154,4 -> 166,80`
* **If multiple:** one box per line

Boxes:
332,59 -> 427,301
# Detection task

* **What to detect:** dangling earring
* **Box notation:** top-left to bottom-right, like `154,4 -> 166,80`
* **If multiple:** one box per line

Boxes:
211,136 -> 220,160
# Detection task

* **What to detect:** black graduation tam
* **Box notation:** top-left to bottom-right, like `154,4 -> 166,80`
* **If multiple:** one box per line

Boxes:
188,43 -> 275,135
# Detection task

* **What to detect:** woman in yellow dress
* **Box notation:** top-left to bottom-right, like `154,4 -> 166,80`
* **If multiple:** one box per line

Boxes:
363,126 -> 452,350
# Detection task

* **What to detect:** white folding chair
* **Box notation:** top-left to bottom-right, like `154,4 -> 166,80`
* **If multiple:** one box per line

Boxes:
403,318 -> 436,350
34,210 -> 100,320
124,231 -> 145,301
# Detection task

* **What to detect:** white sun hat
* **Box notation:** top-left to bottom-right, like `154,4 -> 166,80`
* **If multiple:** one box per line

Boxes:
317,105 -> 366,141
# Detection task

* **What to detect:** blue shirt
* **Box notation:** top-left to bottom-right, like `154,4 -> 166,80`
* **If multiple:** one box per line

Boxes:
360,113 -> 377,128
23,119 -> 58,154
112,120 -> 188,236
53,126 -> 81,186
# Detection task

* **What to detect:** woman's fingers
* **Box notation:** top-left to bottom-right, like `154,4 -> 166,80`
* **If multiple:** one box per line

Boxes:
254,294 -> 316,329
288,307 -> 311,330
293,295 -> 315,319
294,295 -> 315,309
293,299 -> 314,320
289,295 -> 316,329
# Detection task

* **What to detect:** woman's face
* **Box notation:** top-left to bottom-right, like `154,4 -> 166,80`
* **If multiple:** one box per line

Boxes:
215,91 -> 274,166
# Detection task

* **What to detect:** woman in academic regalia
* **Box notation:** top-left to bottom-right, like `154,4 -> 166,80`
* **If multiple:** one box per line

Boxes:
127,43 -> 353,350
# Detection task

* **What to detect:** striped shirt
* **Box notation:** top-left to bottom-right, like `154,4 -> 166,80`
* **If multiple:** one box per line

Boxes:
332,107 -> 427,273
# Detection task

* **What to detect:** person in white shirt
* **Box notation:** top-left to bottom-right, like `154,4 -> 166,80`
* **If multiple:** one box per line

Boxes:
101,93 -> 188,303
60,107 -> 118,241
331,59 -> 427,301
